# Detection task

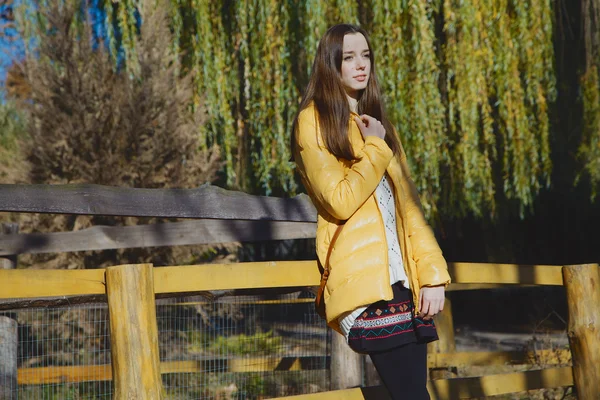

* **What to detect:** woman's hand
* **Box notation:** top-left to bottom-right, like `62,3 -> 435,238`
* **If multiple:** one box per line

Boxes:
418,285 -> 445,320
354,115 -> 386,140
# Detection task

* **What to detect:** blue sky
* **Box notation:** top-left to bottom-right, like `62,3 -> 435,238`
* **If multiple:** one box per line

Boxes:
0,3 -> 25,97
0,1 -> 110,99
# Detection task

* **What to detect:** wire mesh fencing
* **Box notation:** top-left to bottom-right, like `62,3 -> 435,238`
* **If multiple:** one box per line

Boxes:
0,291 -> 330,399
0,305 -> 113,399
157,291 -> 330,399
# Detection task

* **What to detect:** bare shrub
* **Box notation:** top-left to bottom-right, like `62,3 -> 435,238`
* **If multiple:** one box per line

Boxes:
14,0 -> 225,269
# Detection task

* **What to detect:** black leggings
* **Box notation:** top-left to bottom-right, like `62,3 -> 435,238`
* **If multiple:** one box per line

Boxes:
368,342 -> 430,400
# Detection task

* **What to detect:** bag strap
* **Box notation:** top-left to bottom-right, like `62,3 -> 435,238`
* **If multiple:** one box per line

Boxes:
322,224 -> 345,278
315,223 -> 345,318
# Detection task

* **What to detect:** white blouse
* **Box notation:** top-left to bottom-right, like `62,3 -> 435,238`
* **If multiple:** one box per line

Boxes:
338,173 -> 408,340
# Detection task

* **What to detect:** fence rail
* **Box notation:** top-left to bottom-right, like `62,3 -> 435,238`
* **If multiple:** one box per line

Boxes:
15,348 -> 573,385
0,261 -> 596,398
0,184 -> 316,221
17,357 -> 327,385
1,183 -> 598,399
0,219 -> 317,256
279,367 -> 575,400
0,261 -> 567,301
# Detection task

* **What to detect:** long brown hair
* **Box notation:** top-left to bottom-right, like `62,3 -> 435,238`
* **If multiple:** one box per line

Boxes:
291,24 -> 401,161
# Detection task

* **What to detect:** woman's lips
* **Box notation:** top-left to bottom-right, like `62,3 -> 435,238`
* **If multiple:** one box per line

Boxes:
355,75 -> 367,82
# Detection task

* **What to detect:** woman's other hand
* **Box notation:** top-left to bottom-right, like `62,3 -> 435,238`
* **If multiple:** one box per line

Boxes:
418,285 -> 445,320
354,115 -> 386,140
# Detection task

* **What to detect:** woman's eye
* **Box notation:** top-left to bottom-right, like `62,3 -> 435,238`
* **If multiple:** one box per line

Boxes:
344,56 -> 353,61
363,53 -> 370,58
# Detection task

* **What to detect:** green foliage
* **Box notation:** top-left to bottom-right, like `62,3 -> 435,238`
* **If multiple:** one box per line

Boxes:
303,0 -> 327,70
0,100 -> 25,153
302,0 -> 359,75
0,101 -> 28,183
19,384 -> 81,400
161,0 -> 362,195
103,0 -> 140,75
186,330 -> 210,353
580,1 -> 600,199
242,0 -> 297,195
191,0 -> 237,188
327,0 -> 359,26
181,0 -> 556,217
579,67 -> 600,199
442,0 -> 495,217
18,382 -> 113,399
188,329 -> 283,356
442,0 -> 556,217
372,0 -> 447,216
24,0 -> 559,217
234,374 -> 266,399
209,331 -> 282,355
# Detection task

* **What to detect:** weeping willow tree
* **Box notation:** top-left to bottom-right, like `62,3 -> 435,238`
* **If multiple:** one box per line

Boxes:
442,0 -> 556,217
304,0 -> 359,72
579,0 -> 600,199
69,0 -> 557,217
371,0 -> 447,216
361,0 -> 554,217
175,0 -> 359,194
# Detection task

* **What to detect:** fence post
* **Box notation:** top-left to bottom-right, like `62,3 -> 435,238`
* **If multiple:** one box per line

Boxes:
0,223 -> 19,400
106,264 -> 163,399
427,296 -> 456,379
331,331 -> 362,390
0,223 -> 18,270
0,317 -> 17,400
428,295 -> 456,353
562,263 -> 600,399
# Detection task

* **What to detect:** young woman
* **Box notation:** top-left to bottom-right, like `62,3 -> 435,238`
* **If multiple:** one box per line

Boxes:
291,24 -> 451,399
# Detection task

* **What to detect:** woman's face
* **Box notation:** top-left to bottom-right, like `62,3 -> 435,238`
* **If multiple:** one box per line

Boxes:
340,33 -> 371,100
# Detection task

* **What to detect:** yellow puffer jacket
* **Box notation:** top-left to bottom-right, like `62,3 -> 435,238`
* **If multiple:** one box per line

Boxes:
294,104 -> 451,333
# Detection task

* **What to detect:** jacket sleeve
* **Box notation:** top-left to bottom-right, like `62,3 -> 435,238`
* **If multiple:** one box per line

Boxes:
294,107 -> 394,221
398,144 -> 451,287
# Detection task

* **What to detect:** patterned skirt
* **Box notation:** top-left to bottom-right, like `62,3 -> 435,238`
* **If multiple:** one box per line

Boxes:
347,282 -> 438,353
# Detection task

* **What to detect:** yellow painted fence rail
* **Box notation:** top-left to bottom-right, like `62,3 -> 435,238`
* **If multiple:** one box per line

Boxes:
14,349 -> 572,382
1,261 -> 599,398
0,261 -> 566,300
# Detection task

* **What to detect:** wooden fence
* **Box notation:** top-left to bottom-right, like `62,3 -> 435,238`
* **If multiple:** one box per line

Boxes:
1,183 -> 599,399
